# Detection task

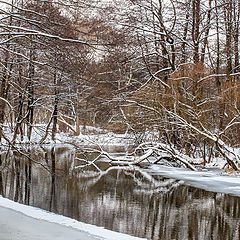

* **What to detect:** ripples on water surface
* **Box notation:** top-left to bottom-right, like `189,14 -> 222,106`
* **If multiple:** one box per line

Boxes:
0,145 -> 240,240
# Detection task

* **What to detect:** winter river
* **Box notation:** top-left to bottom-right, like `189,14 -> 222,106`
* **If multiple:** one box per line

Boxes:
0,144 -> 240,240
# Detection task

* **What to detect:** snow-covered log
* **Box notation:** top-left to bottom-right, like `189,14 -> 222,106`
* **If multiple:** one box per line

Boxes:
79,142 -> 198,170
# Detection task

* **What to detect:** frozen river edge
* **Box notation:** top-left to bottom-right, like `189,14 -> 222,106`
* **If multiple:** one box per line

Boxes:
148,165 -> 240,197
0,196 -> 146,240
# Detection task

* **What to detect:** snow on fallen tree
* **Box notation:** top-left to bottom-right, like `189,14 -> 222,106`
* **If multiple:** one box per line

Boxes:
74,142 -> 197,171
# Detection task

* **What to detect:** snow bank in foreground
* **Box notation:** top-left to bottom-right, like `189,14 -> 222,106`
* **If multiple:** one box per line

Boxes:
0,196 -> 146,240
148,165 -> 240,197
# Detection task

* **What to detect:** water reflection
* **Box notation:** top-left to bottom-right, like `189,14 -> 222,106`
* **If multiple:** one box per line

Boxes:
0,153 -> 3,196
24,151 -> 32,205
0,146 -> 240,240
49,147 -> 56,211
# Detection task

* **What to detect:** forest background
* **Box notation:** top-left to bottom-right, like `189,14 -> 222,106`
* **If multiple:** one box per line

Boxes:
0,0 -> 240,170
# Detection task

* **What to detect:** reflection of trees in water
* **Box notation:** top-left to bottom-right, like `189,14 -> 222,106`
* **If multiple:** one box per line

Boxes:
0,153 -> 3,196
3,149 -> 33,204
24,150 -> 32,205
67,166 -> 240,240
69,166 -> 240,240
0,147 -> 240,240
49,147 -> 56,212
13,155 -> 20,202
0,146 -> 64,206
0,145 -> 74,216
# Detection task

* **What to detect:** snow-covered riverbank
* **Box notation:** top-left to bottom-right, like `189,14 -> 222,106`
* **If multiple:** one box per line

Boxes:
1,124 -> 240,173
1,125 -> 135,146
0,196 -> 146,240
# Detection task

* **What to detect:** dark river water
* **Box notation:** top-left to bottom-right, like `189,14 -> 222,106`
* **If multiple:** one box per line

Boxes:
0,145 -> 240,240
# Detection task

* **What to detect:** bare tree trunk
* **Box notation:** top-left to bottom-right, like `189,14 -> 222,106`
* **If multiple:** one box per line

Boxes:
0,50 -> 14,141
158,1 -> 170,82
233,0 -> 240,82
0,71 -> 8,141
224,0 -> 233,82
214,0 -> 224,131
12,95 -> 24,143
52,71 -> 59,141
200,0 -> 212,64
192,0 -> 201,64
26,48 -> 35,141
0,0 -> 14,141
151,0 -> 161,72
214,0 -> 221,89
180,0 -> 191,74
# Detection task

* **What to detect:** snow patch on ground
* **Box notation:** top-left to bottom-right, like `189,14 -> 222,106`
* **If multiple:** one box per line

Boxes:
203,157 -> 227,169
0,196 -> 146,240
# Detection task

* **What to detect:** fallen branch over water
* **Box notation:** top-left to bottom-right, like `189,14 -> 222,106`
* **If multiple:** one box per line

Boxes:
75,142 -> 197,171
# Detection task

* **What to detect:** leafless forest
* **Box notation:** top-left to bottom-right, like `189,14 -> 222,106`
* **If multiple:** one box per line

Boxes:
0,0 -> 240,169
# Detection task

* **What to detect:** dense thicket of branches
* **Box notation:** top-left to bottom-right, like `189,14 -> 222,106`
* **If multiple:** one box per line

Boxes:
0,0 -> 240,169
